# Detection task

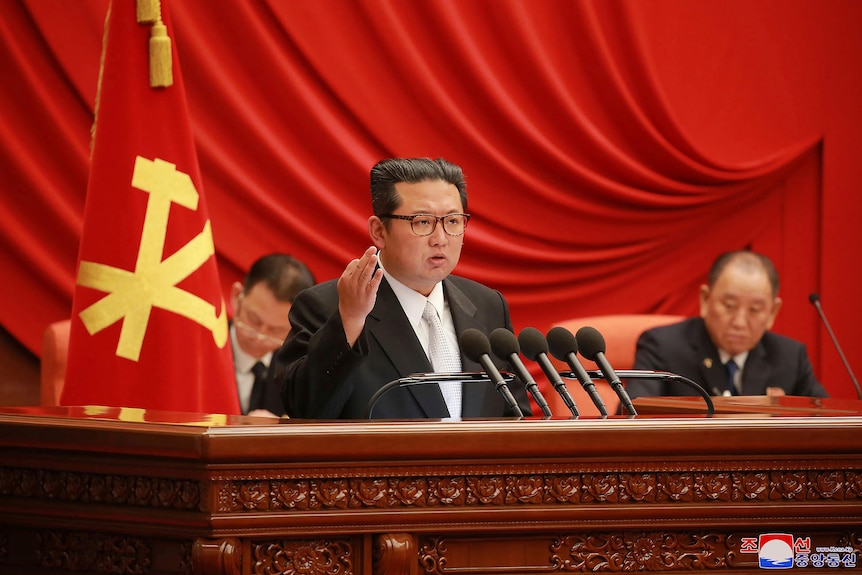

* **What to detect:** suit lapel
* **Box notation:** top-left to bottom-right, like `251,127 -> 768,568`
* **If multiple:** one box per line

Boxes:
444,279 -> 495,418
740,341 -> 770,395
690,320 -> 728,396
366,279 -> 449,418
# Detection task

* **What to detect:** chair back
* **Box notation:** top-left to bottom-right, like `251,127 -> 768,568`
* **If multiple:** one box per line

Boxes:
548,314 -> 685,416
553,314 -> 686,370
41,319 -> 71,406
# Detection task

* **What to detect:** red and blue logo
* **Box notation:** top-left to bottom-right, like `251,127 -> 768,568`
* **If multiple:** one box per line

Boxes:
741,533 -> 856,569
758,534 -> 794,569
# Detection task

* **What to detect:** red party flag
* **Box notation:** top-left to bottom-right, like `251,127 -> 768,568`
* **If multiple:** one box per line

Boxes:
62,0 -> 240,415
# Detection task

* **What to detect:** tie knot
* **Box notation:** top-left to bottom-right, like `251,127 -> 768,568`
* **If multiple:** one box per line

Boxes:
422,301 -> 438,322
251,361 -> 267,380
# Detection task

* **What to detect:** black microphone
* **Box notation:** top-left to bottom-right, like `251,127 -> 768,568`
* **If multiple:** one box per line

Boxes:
490,328 -> 552,417
546,326 -> 608,417
459,328 -> 524,418
575,326 -> 637,416
809,293 -> 862,399
518,327 -> 579,417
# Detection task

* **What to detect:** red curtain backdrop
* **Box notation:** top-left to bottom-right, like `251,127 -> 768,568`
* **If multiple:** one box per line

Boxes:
2,0 -> 861,398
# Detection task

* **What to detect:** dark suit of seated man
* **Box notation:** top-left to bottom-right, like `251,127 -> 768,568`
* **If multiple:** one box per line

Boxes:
270,157 -> 532,420
626,250 -> 828,399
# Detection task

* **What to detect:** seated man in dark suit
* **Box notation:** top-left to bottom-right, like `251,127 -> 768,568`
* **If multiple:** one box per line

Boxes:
627,250 -> 828,399
230,253 -> 316,417
271,157 -> 532,420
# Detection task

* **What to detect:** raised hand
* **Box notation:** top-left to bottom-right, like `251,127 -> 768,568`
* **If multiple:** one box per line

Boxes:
337,246 -> 384,346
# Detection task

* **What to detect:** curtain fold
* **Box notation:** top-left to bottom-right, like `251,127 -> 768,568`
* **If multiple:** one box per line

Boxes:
2,0 -> 857,396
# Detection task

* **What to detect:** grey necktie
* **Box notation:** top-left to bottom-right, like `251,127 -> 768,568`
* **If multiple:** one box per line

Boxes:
422,301 -> 463,417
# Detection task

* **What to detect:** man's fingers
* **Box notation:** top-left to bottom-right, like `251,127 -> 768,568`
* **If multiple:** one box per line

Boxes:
370,268 -> 383,286
356,247 -> 379,282
343,247 -> 378,281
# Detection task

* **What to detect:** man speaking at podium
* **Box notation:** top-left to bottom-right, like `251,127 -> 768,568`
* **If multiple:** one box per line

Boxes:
627,250 -> 828,399
271,158 -> 531,420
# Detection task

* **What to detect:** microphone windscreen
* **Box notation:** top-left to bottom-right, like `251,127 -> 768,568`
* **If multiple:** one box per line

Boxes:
808,293 -> 820,304
546,326 -> 578,361
459,328 -> 492,361
517,327 -> 549,361
575,326 -> 606,361
489,328 -> 519,358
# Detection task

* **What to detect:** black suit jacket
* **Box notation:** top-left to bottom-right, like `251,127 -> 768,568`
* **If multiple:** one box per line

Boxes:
627,317 -> 828,398
271,275 -> 532,420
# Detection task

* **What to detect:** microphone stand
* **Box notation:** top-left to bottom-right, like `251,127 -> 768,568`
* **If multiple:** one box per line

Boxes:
364,372 -> 516,419
810,294 -> 862,400
559,370 -> 715,416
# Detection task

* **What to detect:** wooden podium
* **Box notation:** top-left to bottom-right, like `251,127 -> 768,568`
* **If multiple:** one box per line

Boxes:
1,401 -> 862,574
632,394 -> 862,416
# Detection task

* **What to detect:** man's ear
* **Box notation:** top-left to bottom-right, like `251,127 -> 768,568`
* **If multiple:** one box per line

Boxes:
368,215 -> 386,247
230,281 -> 243,315
698,284 -> 710,317
766,296 -> 783,329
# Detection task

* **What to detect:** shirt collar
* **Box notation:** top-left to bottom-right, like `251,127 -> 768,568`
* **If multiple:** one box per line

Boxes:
718,348 -> 749,370
380,260 -> 444,328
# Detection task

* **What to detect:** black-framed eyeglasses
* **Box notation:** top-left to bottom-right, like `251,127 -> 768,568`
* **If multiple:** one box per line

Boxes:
379,213 -> 471,236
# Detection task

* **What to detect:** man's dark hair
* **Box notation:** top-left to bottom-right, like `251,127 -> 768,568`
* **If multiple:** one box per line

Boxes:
369,157 -> 468,219
708,250 -> 780,297
243,253 -> 316,302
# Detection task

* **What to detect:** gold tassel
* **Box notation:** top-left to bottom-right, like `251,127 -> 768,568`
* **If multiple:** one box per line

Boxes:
91,2 -> 112,155
136,0 -> 159,24
149,20 -> 173,88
